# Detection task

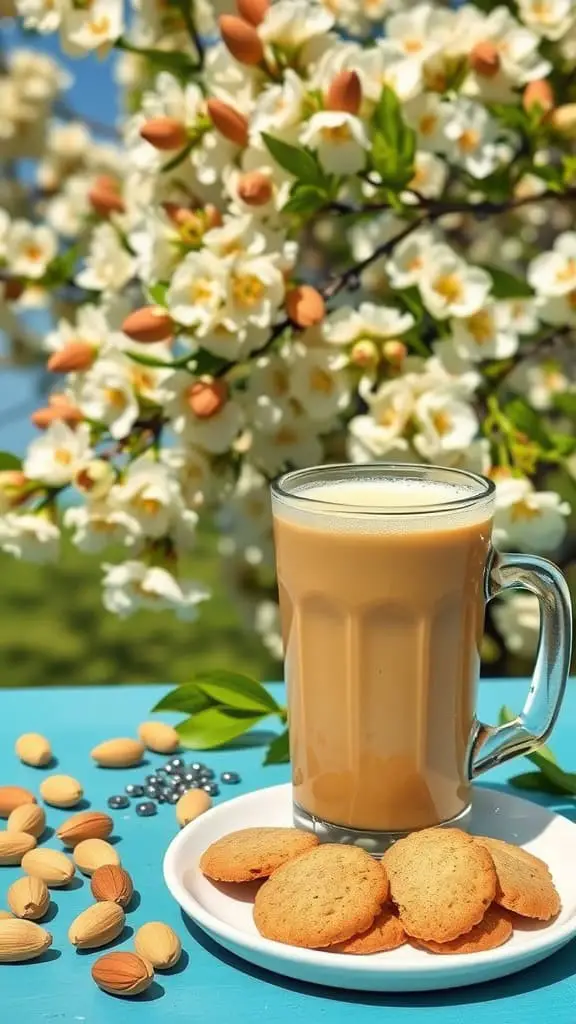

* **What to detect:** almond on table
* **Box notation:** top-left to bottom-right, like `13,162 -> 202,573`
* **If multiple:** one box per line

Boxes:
15,733 -> 52,768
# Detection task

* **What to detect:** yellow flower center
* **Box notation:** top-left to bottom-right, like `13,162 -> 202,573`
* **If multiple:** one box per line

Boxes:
232,273 -> 265,308
511,499 -> 539,522
458,129 -> 480,153
431,411 -> 452,436
54,448 -> 72,466
135,495 -> 162,516
320,123 -> 352,144
556,258 -> 576,285
189,279 -> 214,305
466,309 -> 493,344
378,408 -> 398,428
433,272 -> 463,305
309,367 -> 333,394
275,425 -> 298,446
89,14 -> 110,35
271,369 -> 289,397
104,387 -> 127,408
24,244 -> 43,262
404,38 -> 423,54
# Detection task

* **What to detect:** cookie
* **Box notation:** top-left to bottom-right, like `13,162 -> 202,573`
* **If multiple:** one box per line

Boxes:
413,905 -> 512,955
383,828 -> 496,943
330,906 -> 406,955
475,836 -> 560,921
254,844 -> 389,949
200,827 -> 319,882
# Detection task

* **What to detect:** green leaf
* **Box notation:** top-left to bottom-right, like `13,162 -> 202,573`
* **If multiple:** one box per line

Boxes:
192,670 -> 281,714
550,432 -> 576,457
508,772 -> 568,795
116,37 -> 197,76
126,349 -> 192,369
371,134 -> 414,190
264,729 -> 290,765
261,133 -> 325,186
498,705 -> 576,793
482,265 -> 534,299
148,282 -> 168,306
282,185 -> 327,215
504,397 -> 553,449
371,85 -> 416,190
553,393 -> 576,417
0,452 -> 22,470
176,707 -> 266,749
153,683 -> 215,714
162,139 -> 195,174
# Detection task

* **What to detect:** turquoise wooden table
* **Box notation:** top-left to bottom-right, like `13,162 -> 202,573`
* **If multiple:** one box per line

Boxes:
1,680 -> 576,1023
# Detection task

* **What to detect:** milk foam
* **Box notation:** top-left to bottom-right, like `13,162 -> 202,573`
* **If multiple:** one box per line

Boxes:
273,476 -> 494,533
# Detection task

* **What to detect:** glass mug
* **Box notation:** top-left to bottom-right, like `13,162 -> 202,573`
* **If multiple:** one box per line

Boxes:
271,463 -> 572,852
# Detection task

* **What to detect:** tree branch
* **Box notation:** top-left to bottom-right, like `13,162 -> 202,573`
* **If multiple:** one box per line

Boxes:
330,186 -> 576,221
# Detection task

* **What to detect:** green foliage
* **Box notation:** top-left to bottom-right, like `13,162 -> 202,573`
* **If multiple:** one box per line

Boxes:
264,729 -> 290,765
261,133 -> 327,187
116,38 -> 198,77
371,86 -> 416,190
0,452 -> 22,470
147,282 -> 169,306
482,265 -> 534,299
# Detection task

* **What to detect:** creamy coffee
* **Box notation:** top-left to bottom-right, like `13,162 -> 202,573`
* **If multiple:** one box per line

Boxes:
272,475 -> 493,833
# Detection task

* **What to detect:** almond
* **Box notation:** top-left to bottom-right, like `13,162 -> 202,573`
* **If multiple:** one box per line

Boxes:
176,788 -> 212,827
0,911 -> 13,920
0,831 -> 36,865
285,285 -> 326,328
14,732 -> 52,767
7,803 -> 46,839
523,79 -> 555,114
134,921 -> 182,970
92,951 -> 154,996
207,98 -> 249,147
47,341 -> 96,374
57,811 -> 113,848
21,848 -> 75,888
188,378 -> 228,419
0,785 -> 36,819
91,864 -> 134,908
326,70 -> 362,115
89,175 -> 125,216
7,876 -> 50,921
220,14 -> 264,65
237,170 -> 273,206
91,738 -> 145,768
469,41 -> 500,78
122,306 -> 174,344
140,116 -> 188,150
74,838 -> 121,877
31,403 -> 83,429
0,919 -> 52,962
137,721 -> 180,755
68,901 -> 125,950
237,0 -> 269,26
40,774 -> 84,809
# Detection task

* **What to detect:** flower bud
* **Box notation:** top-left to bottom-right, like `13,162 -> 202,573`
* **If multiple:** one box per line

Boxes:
469,41 -> 500,78
140,116 -> 188,151
550,103 -> 576,136
237,0 -> 269,27
206,98 -> 249,147
0,470 -> 28,509
47,341 -> 96,374
74,459 -> 115,500
219,14 -> 264,66
285,285 -> 326,328
205,204 -> 223,228
325,70 -> 362,115
237,170 -> 273,206
523,79 -> 555,115
88,175 -> 125,216
382,339 -> 408,365
188,379 -> 228,419
122,306 -> 174,344
31,402 -> 83,429
350,339 -> 379,370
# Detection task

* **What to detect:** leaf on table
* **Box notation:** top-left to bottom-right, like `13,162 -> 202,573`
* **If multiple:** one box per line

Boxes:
264,729 -> 290,765
152,683 -> 215,714
508,771 -> 569,795
192,670 -> 282,715
176,707 -> 266,749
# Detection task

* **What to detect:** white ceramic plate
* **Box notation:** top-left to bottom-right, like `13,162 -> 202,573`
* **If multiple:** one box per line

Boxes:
163,783 -> 576,992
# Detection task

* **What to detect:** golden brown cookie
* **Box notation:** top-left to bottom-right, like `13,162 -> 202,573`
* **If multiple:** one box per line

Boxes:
413,905 -> 512,955
383,828 -> 496,943
253,844 -> 389,949
330,906 -> 406,955
475,836 -> 560,921
200,827 -> 319,882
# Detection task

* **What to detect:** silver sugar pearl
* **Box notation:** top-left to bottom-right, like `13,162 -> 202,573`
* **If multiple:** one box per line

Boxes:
125,783 -> 145,797
203,783 -> 219,796
136,801 -> 157,817
189,762 -> 205,773
145,785 -> 159,798
221,771 -> 241,785
169,757 -> 185,770
200,768 -> 215,781
145,774 -> 161,785
167,791 -> 180,804
107,794 -> 130,809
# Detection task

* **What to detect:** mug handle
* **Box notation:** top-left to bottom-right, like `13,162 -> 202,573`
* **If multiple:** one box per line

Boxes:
468,550 -> 572,779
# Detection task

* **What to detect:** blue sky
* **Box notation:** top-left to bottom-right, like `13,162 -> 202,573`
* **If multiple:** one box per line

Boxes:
0,23 -> 117,456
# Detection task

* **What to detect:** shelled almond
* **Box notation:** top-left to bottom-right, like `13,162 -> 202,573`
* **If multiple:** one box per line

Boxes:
134,921 -> 181,969
21,848 -> 75,888
40,774 -> 83,809
0,786 -> 36,819
0,919 -> 52,962
7,803 -> 46,838
15,733 -> 52,767
91,864 -> 133,908
68,901 -> 125,949
176,788 -> 212,827
7,876 -> 50,921
138,721 -> 179,755
0,831 -> 37,865
57,811 -> 113,848
73,838 -> 120,877
92,951 -> 154,996
91,738 -> 144,768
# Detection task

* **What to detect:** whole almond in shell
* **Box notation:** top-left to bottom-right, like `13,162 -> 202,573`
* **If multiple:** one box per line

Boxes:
285,285 -> 326,328
134,921 -> 182,969
206,98 -> 249,147
7,876 -> 50,921
176,788 -> 212,827
237,0 -> 269,26
15,732 -> 52,767
0,831 -> 36,865
74,838 -> 120,877
0,918 -> 52,962
68,901 -> 125,949
40,774 -> 83,808
7,803 -> 46,838
91,864 -> 134,908
91,738 -> 144,768
122,307 -> 174,344
92,951 -> 154,996
21,848 -> 75,888
219,14 -> 264,65
0,785 -> 36,819
138,720 -> 179,754
326,70 -> 362,115
57,811 -> 113,848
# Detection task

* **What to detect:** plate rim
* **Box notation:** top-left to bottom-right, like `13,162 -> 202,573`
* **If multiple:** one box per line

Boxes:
163,783 -> 576,982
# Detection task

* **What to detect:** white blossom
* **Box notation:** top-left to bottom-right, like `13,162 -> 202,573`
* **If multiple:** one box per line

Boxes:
300,112 -> 370,175
7,221 -> 57,279
419,247 -> 492,320
0,513 -> 60,563
102,561 -> 210,621
493,476 -> 570,553
76,223 -> 136,293
24,422 -> 93,487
